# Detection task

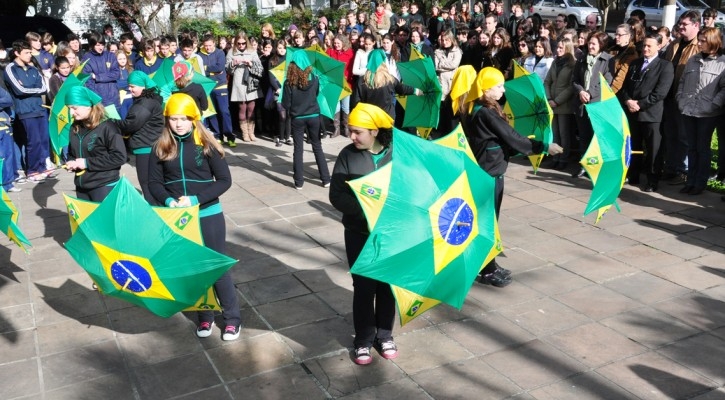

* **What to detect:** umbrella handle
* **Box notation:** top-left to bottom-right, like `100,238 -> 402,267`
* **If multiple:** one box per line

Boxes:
121,277 -> 132,292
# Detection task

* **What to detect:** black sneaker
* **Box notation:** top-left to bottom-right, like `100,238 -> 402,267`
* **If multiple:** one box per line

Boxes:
479,271 -> 512,287
495,265 -> 512,278
222,324 -> 240,341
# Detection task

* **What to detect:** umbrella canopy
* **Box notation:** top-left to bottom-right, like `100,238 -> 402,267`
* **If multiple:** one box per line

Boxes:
582,74 -> 632,223
63,178 -> 235,317
396,57 -> 442,132
503,61 -> 553,173
285,45 -> 348,119
0,160 -> 31,252
48,68 -> 90,157
151,58 -> 217,117
348,125 -> 501,325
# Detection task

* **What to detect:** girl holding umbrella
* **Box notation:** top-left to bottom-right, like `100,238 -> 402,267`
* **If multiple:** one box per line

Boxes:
329,102 -> 398,365
461,67 -> 563,287
147,93 -> 242,341
282,51 -> 331,189
64,86 -> 127,202
113,70 -> 164,203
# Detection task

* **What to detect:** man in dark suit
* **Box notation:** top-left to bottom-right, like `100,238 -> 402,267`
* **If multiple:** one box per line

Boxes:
620,33 -> 674,192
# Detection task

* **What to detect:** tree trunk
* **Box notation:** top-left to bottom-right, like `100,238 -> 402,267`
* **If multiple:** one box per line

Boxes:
290,0 -> 305,11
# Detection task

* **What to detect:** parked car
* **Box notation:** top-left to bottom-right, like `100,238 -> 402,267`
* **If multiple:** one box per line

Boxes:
531,0 -> 601,28
625,0 -> 725,27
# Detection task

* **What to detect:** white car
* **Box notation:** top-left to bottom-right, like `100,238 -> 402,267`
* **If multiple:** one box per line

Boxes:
625,0 -> 725,27
531,0 -> 601,28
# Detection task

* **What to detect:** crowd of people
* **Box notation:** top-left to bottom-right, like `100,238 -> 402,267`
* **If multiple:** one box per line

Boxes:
1,0 -> 723,364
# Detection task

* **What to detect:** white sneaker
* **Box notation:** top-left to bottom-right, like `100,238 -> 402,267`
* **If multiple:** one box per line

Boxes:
14,178 -> 27,184
7,187 -> 21,193
196,321 -> 213,338
27,174 -> 46,183
222,325 -> 240,341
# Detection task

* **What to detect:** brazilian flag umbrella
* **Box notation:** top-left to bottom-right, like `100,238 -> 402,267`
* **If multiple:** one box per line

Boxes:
63,191 -> 221,312
348,125 -> 501,325
581,74 -> 632,223
503,61 -> 553,173
63,178 -> 235,317
285,45 -> 348,119
48,66 -> 90,158
396,56 -> 442,137
0,159 -> 31,252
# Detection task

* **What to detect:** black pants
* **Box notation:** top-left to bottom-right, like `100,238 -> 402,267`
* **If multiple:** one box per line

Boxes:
628,120 -> 662,185
345,229 -> 395,349
76,184 -> 114,202
198,212 -> 241,327
134,153 -> 156,205
292,117 -> 330,187
480,176 -> 504,275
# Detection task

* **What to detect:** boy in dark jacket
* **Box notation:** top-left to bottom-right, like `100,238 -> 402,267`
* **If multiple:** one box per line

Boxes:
0,84 -> 20,192
81,31 -> 121,108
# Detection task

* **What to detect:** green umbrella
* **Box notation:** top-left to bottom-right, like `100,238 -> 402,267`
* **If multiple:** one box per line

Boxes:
503,61 -> 553,173
286,45 -> 347,119
348,125 -> 501,326
396,57 -> 442,130
0,159 -> 31,252
151,58 -> 217,116
581,74 -> 632,223
48,69 -> 90,158
64,178 -> 237,318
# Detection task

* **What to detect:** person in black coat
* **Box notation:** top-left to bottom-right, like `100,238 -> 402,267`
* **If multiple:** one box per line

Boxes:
351,49 -> 421,120
621,33 -> 674,192
64,86 -> 127,202
114,71 -> 164,203
329,103 -> 397,366
282,51 -> 330,189
148,92 -> 241,341
172,60 -> 208,113
461,67 -> 563,287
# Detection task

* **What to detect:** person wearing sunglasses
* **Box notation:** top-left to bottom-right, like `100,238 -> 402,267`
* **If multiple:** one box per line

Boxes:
226,32 -> 263,142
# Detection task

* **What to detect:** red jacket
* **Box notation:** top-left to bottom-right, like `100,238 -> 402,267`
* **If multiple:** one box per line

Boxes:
327,48 -> 355,89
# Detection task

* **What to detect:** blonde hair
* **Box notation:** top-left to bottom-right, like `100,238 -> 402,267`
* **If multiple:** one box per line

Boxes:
155,119 -> 224,161
363,62 -> 395,89
71,103 -> 107,131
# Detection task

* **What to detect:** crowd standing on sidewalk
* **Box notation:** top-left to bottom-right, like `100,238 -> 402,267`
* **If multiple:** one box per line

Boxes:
1,0 -> 724,363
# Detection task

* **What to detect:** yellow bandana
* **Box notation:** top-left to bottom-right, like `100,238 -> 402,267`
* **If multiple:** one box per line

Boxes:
464,67 -> 505,106
449,65 -> 477,115
164,93 -> 203,145
348,103 -> 393,130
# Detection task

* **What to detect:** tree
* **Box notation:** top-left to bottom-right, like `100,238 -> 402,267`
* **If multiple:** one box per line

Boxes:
595,0 -> 618,32
290,0 -> 306,11
101,0 -> 215,37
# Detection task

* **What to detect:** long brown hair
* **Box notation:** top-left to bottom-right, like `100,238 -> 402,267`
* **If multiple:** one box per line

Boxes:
155,119 -> 224,161
71,103 -> 106,132
286,62 -> 312,88
479,93 -> 507,121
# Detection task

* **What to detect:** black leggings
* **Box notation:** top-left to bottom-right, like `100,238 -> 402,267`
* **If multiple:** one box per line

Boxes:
197,212 -> 241,327
345,229 -> 395,348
